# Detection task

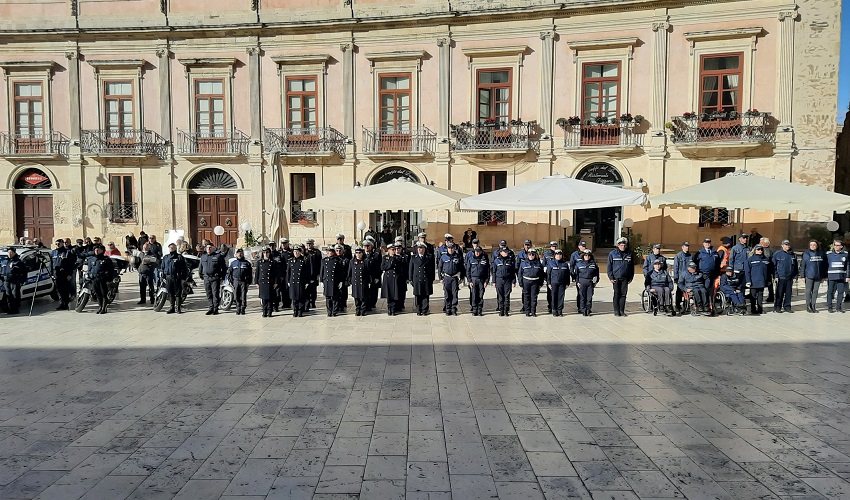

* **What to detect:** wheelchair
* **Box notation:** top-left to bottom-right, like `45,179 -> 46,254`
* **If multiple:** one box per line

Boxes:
640,288 -> 661,315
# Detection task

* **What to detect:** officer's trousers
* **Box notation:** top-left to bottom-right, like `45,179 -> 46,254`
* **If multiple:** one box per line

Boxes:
93,278 -> 109,312
307,281 -> 318,308
443,277 -> 460,313
691,288 -> 709,308
166,277 -> 183,312
367,279 -> 380,309
550,284 -> 566,313
234,281 -> 248,312
339,284 -> 348,310
279,282 -> 291,308
774,278 -> 793,311
469,279 -> 485,313
749,287 -> 764,313
495,279 -> 512,312
650,286 -> 671,306
827,280 -> 846,310
414,294 -> 429,314
726,291 -> 744,305
612,278 -> 629,314
577,279 -> 594,313
546,285 -> 553,312
521,280 -> 541,314
55,271 -> 72,307
675,283 -> 685,310
139,272 -> 155,303
805,278 -> 822,310
4,282 -> 21,313
325,293 -> 339,316
204,278 -> 221,311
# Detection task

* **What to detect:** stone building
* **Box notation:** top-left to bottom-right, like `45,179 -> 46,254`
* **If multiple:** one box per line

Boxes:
0,0 -> 841,250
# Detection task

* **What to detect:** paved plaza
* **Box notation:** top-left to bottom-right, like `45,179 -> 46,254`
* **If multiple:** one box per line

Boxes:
2,279 -> 850,499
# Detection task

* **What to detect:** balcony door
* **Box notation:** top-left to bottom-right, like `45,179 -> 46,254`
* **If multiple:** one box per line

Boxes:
285,76 -> 319,151
13,82 -> 44,153
194,79 -> 226,153
378,73 -> 411,151
14,169 -> 53,243
698,53 -> 743,141
581,63 -> 620,145
103,81 -> 135,150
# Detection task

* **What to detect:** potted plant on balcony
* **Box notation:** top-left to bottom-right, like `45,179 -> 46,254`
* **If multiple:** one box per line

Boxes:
682,111 -> 697,120
556,117 -> 568,128
619,113 -> 634,123
744,108 -> 760,116
634,115 -> 645,124
594,115 -> 608,125
567,116 -> 581,126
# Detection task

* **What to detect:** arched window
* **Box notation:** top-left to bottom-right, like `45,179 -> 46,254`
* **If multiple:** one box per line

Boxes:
576,162 -> 623,187
370,166 -> 419,185
188,168 -> 237,190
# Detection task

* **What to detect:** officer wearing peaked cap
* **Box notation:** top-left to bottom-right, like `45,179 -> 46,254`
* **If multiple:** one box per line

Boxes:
303,239 -> 321,310
417,232 -> 435,258
438,241 -> 465,315
286,244 -> 312,317
492,245 -> 516,316
394,241 -> 409,310
409,241 -> 435,315
348,247 -> 369,316
516,239 -> 534,312
466,246 -> 490,316
227,248 -> 252,315
607,237 -> 634,316
543,241 -> 559,314
362,240 -> 383,311
518,247 -> 545,316
334,244 -> 350,311
381,244 -> 405,315
254,247 -> 278,317
569,240 -> 587,310
492,240 -> 515,263
335,234 -> 353,260
321,245 -> 345,316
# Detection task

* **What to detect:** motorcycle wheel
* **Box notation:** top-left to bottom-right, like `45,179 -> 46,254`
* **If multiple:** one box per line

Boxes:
75,293 -> 90,313
153,293 -> 167,312
221,289 -> 234,310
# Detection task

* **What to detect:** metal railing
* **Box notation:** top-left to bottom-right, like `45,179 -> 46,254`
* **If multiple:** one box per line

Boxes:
669,112 -> 773,144
81,129 -> 167,159
477,210 -> 507,225
106,202 -> 138,223
563,122 -> 643,148
176,129 -> 250,155
264,127 -> 346,157
361,127 -> 436,154
0,131 -> 70,157
451,121 -> 538,152
291,203 -> 317,224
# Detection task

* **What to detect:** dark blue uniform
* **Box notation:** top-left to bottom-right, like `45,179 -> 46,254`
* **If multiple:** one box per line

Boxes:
465,252 -> 490,316
438,251 -> 465,315
320,255 -> 345,316
745,253 -> 772,314
51,246 -> 76,309
518,257 -> 545,316
546,258 -> 571,316
642,252 -> 667,278
86,253 -> 116,314
606,248 -> 635,316
161,251 -> 189,313
573,257 -> 599,315
683,270 -> 708,309
227,256 -> 252,314
719,272 -> 745,308
381,254 -> 405,315
1,254 -> 26,314
491,254 -> 516,315
695,246 -> 720,295
365,249 -> 382,311
286,254 -> 311,316
647,268 -> 673,308
800,248 -> 827,312
409,251 -> 435,315
772,249 -> 798,312
826,249 -> 849,312
199,251 -> 226,313
673,249 -> 692,311
304,247 -> 322,309
348,256 -> 369,316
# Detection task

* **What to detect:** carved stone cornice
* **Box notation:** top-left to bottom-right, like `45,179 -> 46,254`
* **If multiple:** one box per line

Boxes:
652,21 -> 670,32
778,9 -> 798,22
339,43 -> 352,52
539,31 -> 553,40
246,46 -> 261,57
155,48 -> 170,59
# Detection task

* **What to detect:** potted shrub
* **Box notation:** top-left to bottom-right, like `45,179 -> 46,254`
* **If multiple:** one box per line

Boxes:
594,115 -> 608,125
568,116 -> 581,126
619,113 -> 634,123
634,115 -> 645,124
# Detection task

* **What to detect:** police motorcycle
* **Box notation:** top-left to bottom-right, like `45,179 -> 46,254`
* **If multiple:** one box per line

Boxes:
75,255 -> 128,312
153,252 -> 199,312
220,267 -> 235,311
0,245 -> 58,312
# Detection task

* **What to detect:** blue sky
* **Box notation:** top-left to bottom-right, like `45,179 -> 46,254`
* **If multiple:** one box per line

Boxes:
840,0 -> 849,121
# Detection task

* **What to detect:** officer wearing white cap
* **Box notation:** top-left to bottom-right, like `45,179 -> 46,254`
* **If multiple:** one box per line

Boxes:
348,247 -> 369,316
772,239 -> 798,313
335,234 -> 353,260
569,240 -> 588,310
362,239 -> 382,311
409,241 -> 435,315
416,232 -> 434,258
673,242 -> 692,313
543,241 -> 559,314
334,244 -> 350,311
438,241 -> 465,315
286,244 -> 311,317
607,237 -> 634,316
303,239 -> 321,310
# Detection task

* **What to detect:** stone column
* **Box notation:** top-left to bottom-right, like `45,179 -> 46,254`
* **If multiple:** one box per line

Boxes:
650,19 -> 670,134
65,49 -> 86,236
156,48 -> 172,142
65,50 -> 81,141
340,43 -> 355,138
776,9 -> 798,127
437,37 -> 451,138
538,31 -> 554,134
246,45 -> 262,141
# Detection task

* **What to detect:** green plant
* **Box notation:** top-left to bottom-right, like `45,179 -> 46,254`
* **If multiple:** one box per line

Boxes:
555,117 -> 568,128
244,229 -> 259,246
634,114 -> 645,124
665,121 -> 673,129
565,234 -> 584,252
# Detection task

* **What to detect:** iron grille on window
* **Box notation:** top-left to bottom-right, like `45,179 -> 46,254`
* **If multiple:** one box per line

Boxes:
291,202 -> 317,223
477,210 -> 507,225
699,207 -> 732,227
107,202 -> 138,223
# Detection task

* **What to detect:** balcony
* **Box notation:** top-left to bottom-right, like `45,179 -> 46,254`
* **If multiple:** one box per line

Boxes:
81,129 -> 167,159
451,120 -> 538,154
563,121 -> 643,151
477,210 -> 507,226
291,202 -> 317,225
0,131 -> 69,158
106,202 -> 138,223
176,130 -> 250,157
669,111 -> 774,155
361,127 -> 436,157
264,127 -> 345,158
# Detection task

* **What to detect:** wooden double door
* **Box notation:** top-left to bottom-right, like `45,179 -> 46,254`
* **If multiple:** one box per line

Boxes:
190,194 -> 238,247
15,194 -> 54,243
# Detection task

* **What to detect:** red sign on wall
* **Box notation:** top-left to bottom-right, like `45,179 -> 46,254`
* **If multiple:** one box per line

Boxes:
22,172 -> 48,185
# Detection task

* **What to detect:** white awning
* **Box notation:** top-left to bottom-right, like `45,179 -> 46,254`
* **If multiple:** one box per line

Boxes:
301,178 -> 469,211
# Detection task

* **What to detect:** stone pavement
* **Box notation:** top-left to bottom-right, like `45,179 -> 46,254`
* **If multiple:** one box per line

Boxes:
2,278 -> 850,499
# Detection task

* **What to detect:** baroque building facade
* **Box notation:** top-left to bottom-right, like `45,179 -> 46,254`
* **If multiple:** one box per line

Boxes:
0,0 -> 841,249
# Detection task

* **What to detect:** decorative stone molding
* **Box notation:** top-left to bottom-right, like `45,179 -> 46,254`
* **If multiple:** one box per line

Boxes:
155,48 -> 170,59
436,37 -> 449,47
778,9 -> 798,21
246,46 -> 261,57
87,59 -> 147,77
684,27 -> 763,54
364,50 -> 427,73
178,57 -> 238,77
539,31 -> 553,40
567,37 -> 638,62
339,43 -> 352,52
271,54 -> 331,75
652,21 -> 670,32
1,60 -> 55,80
461,45 -> 527,69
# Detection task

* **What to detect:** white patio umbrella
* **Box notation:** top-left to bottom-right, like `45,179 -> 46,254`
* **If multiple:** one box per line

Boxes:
300,178 -> 469,211
458,174 -> 646,211
267,154 -> 285,241
651,170 -> 850,212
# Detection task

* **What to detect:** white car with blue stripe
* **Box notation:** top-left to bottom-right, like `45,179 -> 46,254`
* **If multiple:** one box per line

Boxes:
0,245 -> 57,309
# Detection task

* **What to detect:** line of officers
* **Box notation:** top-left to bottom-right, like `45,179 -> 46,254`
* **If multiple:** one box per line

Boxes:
188,232 -> 610,318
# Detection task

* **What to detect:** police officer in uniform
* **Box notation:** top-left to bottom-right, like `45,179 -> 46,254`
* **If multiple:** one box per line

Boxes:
695,238 -> 720,301
518,248 -> 545,316
492,246 -> 516,316
728,233 -> 750,279
574,249 -> 599,316
409,241 -> 435,315
416,232 -> 435,259
492,240 -> 515,264
363,240 -> 383,312
438,242 -> 464,316
745,244 -> 772,315
335,234 -> 353,260
137,243 -> 158,305
800,240 -> 827,313
304,239 -> 321,310
546,249 -> 571,316
607,237 -> 635,316
381,244 -> 404,315
2,247 -> 26,314
825,239 -> 849,313
772,239 -> 798,313
287,245 -> 312,317
320,245 -> 345,316
393,239 -> 409,310
334,244 -> 350,311
673,242 -> 692,313
254,247 -> 279,317
349,247 -> 369,316
569,240 -> 588,310
277,238 -> 293,309
515,239 -> 534,313
466,246 -> 489,316
227,248 -> 252,315
542,241 -> 559,314
160,243 -> 189,314
86,244 -> 116,314
642,244 -> 667,278
199,243 -> 226,315
51,239 -> 76,310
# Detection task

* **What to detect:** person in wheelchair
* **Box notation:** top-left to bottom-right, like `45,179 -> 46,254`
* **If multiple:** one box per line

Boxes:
719,266 -> 747,315
683,261 -> 710,315
647,260 -> 674,316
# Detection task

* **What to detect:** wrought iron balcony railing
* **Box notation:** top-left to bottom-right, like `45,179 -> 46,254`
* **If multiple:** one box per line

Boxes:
477,210 -> 507,225
451,121 -> 538,152
81,129 -> 167,159
264,127 -> 346,157
0,131 -> 69,157
291,202 -> 317,224
361,127 -> 436,154
106,202 -> 138,223
563,121 -> 643,148
176,129 -> 250,155
669,112 -> 774,145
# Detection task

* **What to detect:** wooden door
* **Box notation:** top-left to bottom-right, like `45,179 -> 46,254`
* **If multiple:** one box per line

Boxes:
15,194 -> 53,242
190,194 -> 238,247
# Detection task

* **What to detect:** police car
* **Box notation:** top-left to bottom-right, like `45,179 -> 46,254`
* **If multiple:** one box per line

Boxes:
0,245 -> 57,310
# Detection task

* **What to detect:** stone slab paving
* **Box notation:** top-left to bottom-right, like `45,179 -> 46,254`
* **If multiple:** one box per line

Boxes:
1,278 -> 850,499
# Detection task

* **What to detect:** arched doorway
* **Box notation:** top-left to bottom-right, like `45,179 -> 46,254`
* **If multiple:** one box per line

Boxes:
368,166 -> 421,246
14,168 -> 54,242
188,168 -> 239,247
575,162 -> 623,248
